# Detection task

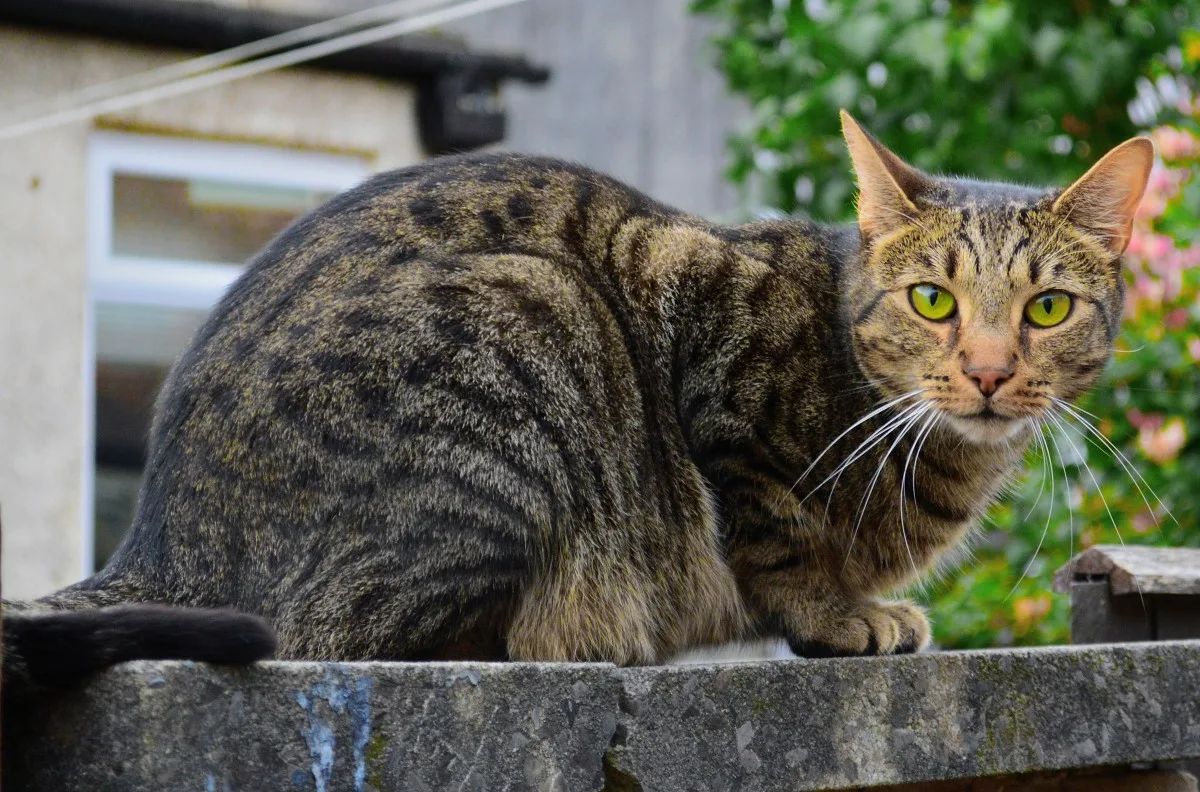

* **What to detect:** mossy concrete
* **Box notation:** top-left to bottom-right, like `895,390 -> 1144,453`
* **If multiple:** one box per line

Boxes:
610,641 -> 1200,790
5,642 -> 1200,791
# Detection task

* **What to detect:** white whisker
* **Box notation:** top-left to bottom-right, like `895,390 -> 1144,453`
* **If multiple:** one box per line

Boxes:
844,402 -> 932,567
1045,408 -> 1146,607
898,410 -> 940,587
1007,419 -> 1056,600
1052,398 -> 1178,527
784,389 -> 924,502
804,399 -> 930,515
1020,422 -> 1051,521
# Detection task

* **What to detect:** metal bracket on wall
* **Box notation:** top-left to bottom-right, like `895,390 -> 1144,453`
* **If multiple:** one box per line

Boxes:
418,69 -> 508,154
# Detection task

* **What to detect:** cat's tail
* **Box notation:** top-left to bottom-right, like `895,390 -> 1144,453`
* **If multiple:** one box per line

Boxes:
3,579 -> 276,701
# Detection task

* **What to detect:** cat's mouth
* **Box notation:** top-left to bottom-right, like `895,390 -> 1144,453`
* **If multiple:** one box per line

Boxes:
941,404 -> 1030,444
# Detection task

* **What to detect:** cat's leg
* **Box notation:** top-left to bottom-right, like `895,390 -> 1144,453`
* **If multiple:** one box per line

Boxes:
734,551 -> 930,657
270,542 -> 528,662
504,554 -> 660,665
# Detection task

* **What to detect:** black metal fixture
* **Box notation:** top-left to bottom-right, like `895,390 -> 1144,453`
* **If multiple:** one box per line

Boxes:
1,0 -> 551,154
418,69 -> 508,154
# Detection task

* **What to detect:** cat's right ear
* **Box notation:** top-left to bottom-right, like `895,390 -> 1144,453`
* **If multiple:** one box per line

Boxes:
1051,136 -> 1154,254
841,109 -> 931,239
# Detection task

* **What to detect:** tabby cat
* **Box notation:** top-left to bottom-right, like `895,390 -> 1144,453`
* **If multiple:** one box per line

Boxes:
3,112 -> 1152,692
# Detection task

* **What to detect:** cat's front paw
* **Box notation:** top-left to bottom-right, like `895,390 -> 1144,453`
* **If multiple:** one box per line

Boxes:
787,599 -> 930,658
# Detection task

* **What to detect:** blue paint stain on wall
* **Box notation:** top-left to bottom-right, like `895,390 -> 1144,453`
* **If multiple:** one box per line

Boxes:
294,667 -> 374,792
348,678 -> 373,792
205,772 -> 216,792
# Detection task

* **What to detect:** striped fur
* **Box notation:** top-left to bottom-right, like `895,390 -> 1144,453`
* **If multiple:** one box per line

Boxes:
12,118 -> 1151,666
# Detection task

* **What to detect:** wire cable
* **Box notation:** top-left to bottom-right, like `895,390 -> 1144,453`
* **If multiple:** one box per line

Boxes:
0,0 -> 531,142
8,0 -> 461,123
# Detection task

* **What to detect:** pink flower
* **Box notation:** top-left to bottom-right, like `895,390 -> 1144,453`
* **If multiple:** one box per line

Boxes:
1148,234 -> 1174,260
1126,233 -> 1144,256
1188,337 -> 1200,363
1134,193 -> 1167,220
1167,308 -> 1190,330
1152,127 -> 1200,161
1131,274 -> 1164,307
1148,165 -> 1175,194
1138,416 -> 1187,465
1132,510 -> 1158,535
1126,408 -> 1156,430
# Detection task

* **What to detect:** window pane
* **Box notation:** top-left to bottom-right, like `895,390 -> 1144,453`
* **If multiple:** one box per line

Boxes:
89,135 -> 368,573
111,172 -> 334,264
94,360 -> 168,570
96,301 -> 210,365
94,466 -> 141,570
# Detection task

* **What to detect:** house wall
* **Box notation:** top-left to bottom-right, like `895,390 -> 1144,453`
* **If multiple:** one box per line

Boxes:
0,25 -> 422,598
298,0 -> 749,219
1,0 -> 748,597
438,0 -> 748,220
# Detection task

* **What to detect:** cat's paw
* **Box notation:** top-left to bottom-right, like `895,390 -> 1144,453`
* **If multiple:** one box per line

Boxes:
787,599 -> 930,658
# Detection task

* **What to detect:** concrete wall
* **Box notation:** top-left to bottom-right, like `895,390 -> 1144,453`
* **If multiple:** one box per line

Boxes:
437,0 -> 747,219
321,0 -> 750,219
7,642 -> 1200,790
0,26 -> 422,599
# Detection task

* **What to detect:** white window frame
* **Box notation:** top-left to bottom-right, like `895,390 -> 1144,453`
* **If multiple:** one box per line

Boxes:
83,131 -> 372,576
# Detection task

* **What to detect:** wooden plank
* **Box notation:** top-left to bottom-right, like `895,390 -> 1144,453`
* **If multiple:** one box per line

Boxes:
1054,545 -> 1200,596
1156,596 -> 1200,641
1068,580 -> 1153,644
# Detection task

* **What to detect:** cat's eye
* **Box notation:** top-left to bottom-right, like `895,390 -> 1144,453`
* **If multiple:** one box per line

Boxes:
1024,292 -> 1072,328
909,284 -> 957,321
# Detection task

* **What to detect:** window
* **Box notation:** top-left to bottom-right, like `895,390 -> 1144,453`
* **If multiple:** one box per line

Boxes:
86,132 -> 370,574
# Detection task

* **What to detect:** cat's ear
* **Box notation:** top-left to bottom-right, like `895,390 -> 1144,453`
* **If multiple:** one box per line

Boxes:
840,109 -> 932,238
1052,137 -> 1154,254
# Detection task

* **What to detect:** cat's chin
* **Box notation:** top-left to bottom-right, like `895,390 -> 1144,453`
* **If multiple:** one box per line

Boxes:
943,413 -> 1032,445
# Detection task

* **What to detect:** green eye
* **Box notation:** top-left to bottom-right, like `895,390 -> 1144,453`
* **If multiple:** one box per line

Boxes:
909,284 -> 957,321
1024,292 -> 1072,327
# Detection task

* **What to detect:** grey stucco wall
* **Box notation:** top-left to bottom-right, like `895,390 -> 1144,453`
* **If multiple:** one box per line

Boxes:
438,0 -> 748,219
0,25 -> 423,598
318,0 -> 750,219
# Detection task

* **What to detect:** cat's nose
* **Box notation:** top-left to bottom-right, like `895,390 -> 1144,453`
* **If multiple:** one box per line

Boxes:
963,366 -> 1012,397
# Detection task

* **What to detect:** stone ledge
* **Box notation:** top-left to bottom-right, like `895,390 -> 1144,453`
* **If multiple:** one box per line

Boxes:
5,641 -> 1200,791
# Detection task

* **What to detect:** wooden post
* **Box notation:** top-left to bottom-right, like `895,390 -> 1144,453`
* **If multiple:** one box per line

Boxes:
1056,545 -> 1200,781
1054,545 -> 1200,643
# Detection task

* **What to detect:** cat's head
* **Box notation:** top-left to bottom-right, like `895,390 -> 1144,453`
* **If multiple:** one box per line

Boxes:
841,111 -> 1153,445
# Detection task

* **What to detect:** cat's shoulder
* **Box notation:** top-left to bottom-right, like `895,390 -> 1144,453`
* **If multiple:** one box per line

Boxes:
354,151 -> 645,200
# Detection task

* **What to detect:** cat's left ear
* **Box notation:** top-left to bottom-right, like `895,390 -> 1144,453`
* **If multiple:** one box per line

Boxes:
841,109 -> 933,239
1052,137 -> 1155,254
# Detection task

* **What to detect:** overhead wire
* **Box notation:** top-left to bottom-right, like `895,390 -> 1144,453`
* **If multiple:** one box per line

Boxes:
0,0 -> 531,142
9,0 -> 460,123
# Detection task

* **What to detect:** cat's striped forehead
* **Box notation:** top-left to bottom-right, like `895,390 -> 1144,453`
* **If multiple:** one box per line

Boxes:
870,202 -> 1120,325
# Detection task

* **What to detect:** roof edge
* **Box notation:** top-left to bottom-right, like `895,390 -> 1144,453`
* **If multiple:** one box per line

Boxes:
0,0 -> 551,86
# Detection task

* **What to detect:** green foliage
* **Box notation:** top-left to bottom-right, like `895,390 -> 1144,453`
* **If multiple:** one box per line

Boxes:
695,0 -> 1200,648
928,131 -> 1200,647
692,0 -> 1192,219
927,40 -> 1200,647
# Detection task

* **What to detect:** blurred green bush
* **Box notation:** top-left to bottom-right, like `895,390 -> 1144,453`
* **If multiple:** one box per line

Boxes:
928,119 -> 1200,647
693,0 -> 1191,219
693,0 -> 1199,647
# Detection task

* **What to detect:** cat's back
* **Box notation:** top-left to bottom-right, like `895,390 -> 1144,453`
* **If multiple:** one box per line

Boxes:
117,153 -> 711,622
256,151 -> 679,266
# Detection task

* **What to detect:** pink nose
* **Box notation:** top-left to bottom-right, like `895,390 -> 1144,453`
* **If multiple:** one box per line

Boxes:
964,367 -> 1012,397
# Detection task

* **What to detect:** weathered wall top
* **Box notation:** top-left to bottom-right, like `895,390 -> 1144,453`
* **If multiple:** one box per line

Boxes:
1055,544 -> 1200,596
6,641 -> 1200,791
